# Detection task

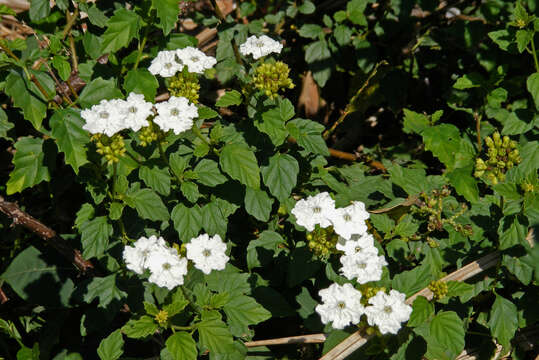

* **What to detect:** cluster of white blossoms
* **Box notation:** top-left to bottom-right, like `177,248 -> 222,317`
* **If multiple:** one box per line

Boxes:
123,233 -> 229,290
149,46 -> 217,77
81,93 -> 153,136
154,96 -> 198,135
293,192 -> 412,334
239,35 -> 283,59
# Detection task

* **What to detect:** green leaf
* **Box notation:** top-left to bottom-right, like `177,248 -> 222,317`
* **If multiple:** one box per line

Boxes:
304,40 -> 332,87
421,124 -> 461,170
261,153 -> 299,201
201,201 -> 228,237
123,69 -> 158,102
125,188 -> 170,221
219,144 -> 260,189
394,214 -> 419,237
502,255 -> 534,285
498,215 -> 528,250
101,8 -> 142,53
216,90 -> 242,107
122,316 -> 158,339
287,118 -> 329,155
29,0 -> 50,21
244,188 -> 274,222
0,4 -> 16,15
86,5 -> 109,27
516,29 -> 533,53
298,0 -> 315,14
171,204 -> 202,242
80,216 -> 113,259
194,159 -> 227,187
50,109 -> 90,174
52,56 -> 71,81
169,153 -> 191,178
408,296 -> 434,327
0,108 -> 13,140
488,29 -> 514,52
197,311 -> 234,355
166,332 -> 197,360
197,106 -> 219,120
152,0 -> 180,35
84,274 -> 127,308
429,311 -> 465,358
402,108 -> 430,134
388,164 -> 428,195
5,71 -> 47,130
527,73 -> 539,110
7,137 -> 51,195
224,295 -> 271,336
97,330 -> 124,360
334,24 -> 353,46
488,294 -> 518,349
246,231 -> 285,270
298,24 -> 323,39
453,73 -> 484,89
392,264 -> 433,297
347,0 -> 368,25
139,165 -> 171,196
446,167 -> 479,203
206,269 -> 250,296
370,214 -> 395,234
79,77 -> 123,108
167,34 -> 198,50
0,246 -> 75,307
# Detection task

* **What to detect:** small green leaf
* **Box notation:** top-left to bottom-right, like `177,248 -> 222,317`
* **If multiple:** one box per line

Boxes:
429,311 -> 465,358
287,118 -> 329,155
244,187 -> 274,222
219,144 -> 260,189
79,77 -> 123,108
527,73 -> 539,110
402,108 -> 430,134
261,154 -> 299,202
224,295 -> 271,336
97,330 -> 124,360
84,274 -> 127,308
421,124 -> 461,171
166,332 -> 198,360
101,8 -> 142,53
201,201 -> 228,237
171,204 -> 202,242
298,0 -> 315,14
180,181 -> 201,203
216,90 -> 242,107
197,311 -> 234,355
52,56 -> 71,81
29,0 -> 50,21
80,216 -> 113,259
516,29 -> 533,53
304,40 -> 332,87
125,188 -> 170,222
5,71 -> 47,130
123,69 -> 158,102
194,159 -> 227,187
298,24 -> 323,39
122,316 -> 158,339
246,231 -> 285,270
408,296 -> 434,327
152,0 -> 181,35
86,5 -> 109,27
0,108 -> 13,140
446,167 -> 479,203
488,294 -> 518,349
347,0 -> 367,25
50,109 -> 90,174
6,137 -> 50,195
139,165 -> 171,196
392,264 -> 433,297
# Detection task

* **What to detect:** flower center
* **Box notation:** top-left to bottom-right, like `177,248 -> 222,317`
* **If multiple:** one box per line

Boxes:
165,62 -> 173,69
162,262 -> 171,270
128,106 -> 138,114
202,249 -> 212,257
384,306 -> 393,314
358,262 -> 367,269
337,301 -> 346,309
256,41 -> 265,48
99,111 -> 109,119
191,56 -> 199,62
170,108 -> 180,116
343,213 -> 352,222
312,206 -> 322,214
355,246 -> 362,253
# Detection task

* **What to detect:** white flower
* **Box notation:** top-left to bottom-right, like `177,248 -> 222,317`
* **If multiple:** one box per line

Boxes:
176,47 -> 217,74
291,192 -> 336,231
154,96 -> 198,135
186,233 -> 229,274
336,233 -> 378,256
148,50 -> 183,78
329,201 -> 370,239
364,290 -> 412,334
239,35 -> 283,59
315,283 -> 364,329
146,245 -> 188,290
120,93 -> 153,131
81,99 -> 127,136
123,235 -> 167,274
340,251 -> 387,283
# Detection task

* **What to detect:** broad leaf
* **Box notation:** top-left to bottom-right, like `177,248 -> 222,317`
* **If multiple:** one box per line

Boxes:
80,216 -> 113,259
5,71 -> 47,130
50,109 -> 90,173
6,137 -> 50,195
429,311 -> 465,358
244,187 -> 274,221
139,165 -> 171,195
79,77 -> 123,108
123,69 -> 158,102
101,8 -> 142,53
219,144 -> 260,189
488,294 -> 518,349
223,295 -> 271,337
125,188 -> 169,221
287,118 -> 329,155
122,316 -> 158,339
152,0 -> 180,35
197,311 -> 234,355
171,203 -> 202,242
261,153 -> 299,201
194,159 -> 227,187
166,332 -> 197,360
216,90 -> 242,107
97,330 -> 124,360
84,274 -> 127,308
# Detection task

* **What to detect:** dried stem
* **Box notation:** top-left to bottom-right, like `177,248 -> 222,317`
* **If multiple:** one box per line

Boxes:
0,286 -> 9,304
0,196 -> 94,274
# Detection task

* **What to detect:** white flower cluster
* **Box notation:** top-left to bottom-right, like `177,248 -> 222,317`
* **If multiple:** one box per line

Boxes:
149,47 -> 217,77
81,93 -> 153,136
239,35 -> 283,59
292,192 -> 412,334
81,94 -> 198,137
123,233 -> 229,290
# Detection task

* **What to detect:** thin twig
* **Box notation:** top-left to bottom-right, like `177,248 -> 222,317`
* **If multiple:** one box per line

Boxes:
474,112 -> 481,152
61,9 -> 79,41
245,334 -> 328,347
0,286 -> 9,304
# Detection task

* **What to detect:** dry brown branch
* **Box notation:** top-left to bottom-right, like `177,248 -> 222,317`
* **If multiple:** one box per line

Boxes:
0,286 -> 9,304
0,0 -> 29,13
245,334 -> 328,347
0,196 -> 94,274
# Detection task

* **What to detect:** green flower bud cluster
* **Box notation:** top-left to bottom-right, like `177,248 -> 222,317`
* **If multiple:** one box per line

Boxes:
428,280 -> 448,300
168,71 -> 200,103
426,237 -> 439,248
154,310 -> 169,326
521,181 -> 536,193
360,285 -> 386,306
92,134 -> 126,165
474,132 -> 520,185
253,61 -> 294,98
306,227 -> 338,258
138,122 -> 160,147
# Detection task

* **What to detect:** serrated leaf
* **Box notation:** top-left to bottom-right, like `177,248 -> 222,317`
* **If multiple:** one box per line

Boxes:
498,215 -> 528,250
166,332 -> 197,360
257,103 -> 291,146
402,108 -> 430,134
261,153 -> 299,201
527,73 -> 539,110
5,71 -> 47,130
50,109 -> 90,174
194,159 -> 227,187
75,203 -> 94,229
421,124 -> 461,170
139,165 -> 171,195
246,231 -> 285,270
80,216 -> 113,259
97,330 -> 124,360
502,255 -> 534,285
197,311 -> 234,355
123,69 -> 158,102
488,294 -> 518,349
206,269 -> 250,296
446,167 -> 479,203
304,40 -> 332,87
298,24 -> 323,39
224,295 -> 271,336
392,264 -> 433,297
171,204 -> 202,241
216,90 -> 242,107
201,201 -> 228,237
219,144 -> 260,189
0,108 -> 13,140
86,5 -> 109,27
516,29 -> 533,53
84,274 -> 127,308
29,0 -> 50,21
197,106 -> 219,120
52,56 -> 71,81
408,296 -> 434,327
152,0 -> 180,36
125,188 -> 169,221
429,311 -> 465,358
122,316 -> 158,339
6,137 -> 50,195
78,77 -> 123,108
244,188 -> 274,222
180,181 -> 201,203
101,8 -> 142,53
287,118 -> 329,155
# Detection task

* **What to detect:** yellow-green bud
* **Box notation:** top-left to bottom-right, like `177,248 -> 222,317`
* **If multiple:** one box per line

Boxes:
155,310 -> 169,326
428,280 -> 448,300
253,61 -> 295,99
485,136 -> 494,148
168,71 -> 200,103
493,132 -> 501,147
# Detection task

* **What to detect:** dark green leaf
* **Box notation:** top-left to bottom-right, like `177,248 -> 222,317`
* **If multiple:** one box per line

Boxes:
261,153 -> 299,201
408,296 -> 434,327
429,311 -> 465,358
298,0 -> 315,14
224,294 -> 271,336
125,188 -> 169,221
171,204 -> 202,242
50,109 -> 90,174
123,69 -> 158,102
166,332 -> 197,360
246,231 -> 285,270
139,165 -> 171,196
219,144 -> 260,189
97,330 -> 123,360
194,159 -> 227,187
287,118 -> 329,155
392,264 -> 433,297
201,201 -> 228,237
6,137 -> 50,195
298,24 -> 323,39
79,77 -> 123,108
101,8 -> 142,53
0,108 -> 13,140
52,56 -> 71,81
29,0 -> 50,21
446,167 -> 479,203
197,311 -> 234,355
347,0 -> 367,25
5,71 -> 47,130
152,0 -> 180,35
216,90 -> 242,107
488,294 -> 518,349
84,274 -> 127,308
122,316 -> 158,339
80,216 -> 113,259
527,72 -> 539,110
244,187 -> 274,222
86,5 -> 109,27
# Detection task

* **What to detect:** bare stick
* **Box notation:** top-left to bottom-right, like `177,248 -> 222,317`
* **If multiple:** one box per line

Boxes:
0,196 -> 94,274
245,334 -> 328,347
0,286 -> 8,304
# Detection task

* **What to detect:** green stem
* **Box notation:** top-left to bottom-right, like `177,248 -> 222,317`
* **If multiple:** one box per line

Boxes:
126,150 -> 144,165
158,140 -> 169,165
112,162 -> 118,197
133,29 -> 149,70
192,126 -> 220,155
531,36 -> 539,73
170,325 -> 194,331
